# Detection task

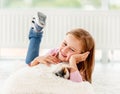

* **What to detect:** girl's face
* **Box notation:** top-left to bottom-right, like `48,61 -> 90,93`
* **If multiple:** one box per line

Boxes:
58,34 -> 83,62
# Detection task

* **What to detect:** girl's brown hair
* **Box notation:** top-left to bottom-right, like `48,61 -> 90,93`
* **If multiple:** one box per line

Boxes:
67,28 -> 95,83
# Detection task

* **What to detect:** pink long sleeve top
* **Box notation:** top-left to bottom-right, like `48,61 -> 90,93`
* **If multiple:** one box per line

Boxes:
47,48 -> 83,82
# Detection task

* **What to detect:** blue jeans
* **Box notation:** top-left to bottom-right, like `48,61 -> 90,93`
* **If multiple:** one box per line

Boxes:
25,27 -> 43,64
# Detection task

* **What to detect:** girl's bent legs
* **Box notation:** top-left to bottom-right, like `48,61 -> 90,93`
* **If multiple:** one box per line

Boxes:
25,27 -> 43,64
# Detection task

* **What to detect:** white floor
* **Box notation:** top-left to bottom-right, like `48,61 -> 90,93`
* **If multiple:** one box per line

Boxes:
0,60 -> 120,94
92,62 -> 120,94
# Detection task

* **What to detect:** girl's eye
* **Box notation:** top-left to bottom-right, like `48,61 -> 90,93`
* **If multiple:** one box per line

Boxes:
63,42 -> 67,46
70,48 -> 75,52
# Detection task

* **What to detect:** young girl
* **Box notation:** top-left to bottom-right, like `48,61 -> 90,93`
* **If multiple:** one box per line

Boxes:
25,12 -> 95,83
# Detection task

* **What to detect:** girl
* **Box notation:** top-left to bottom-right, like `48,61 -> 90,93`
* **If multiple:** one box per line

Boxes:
26,12 -> 95,83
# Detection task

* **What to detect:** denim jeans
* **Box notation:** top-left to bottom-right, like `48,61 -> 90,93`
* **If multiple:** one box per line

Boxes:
25,27 -> 43,64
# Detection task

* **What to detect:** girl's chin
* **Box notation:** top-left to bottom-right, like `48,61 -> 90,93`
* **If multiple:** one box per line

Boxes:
58,55 -> 65,61
59,56 -> 68,62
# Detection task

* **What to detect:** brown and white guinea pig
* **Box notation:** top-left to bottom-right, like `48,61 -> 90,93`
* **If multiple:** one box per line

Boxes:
52,62 -> 70,79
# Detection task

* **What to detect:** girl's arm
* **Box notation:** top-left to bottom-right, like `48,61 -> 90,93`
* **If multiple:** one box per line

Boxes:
30,55 -> 59,66
30,48 -> 60,67
69,52 -> 89,82
69,63 -> 83,82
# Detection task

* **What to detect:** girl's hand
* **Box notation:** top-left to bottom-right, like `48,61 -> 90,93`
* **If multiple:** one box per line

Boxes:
30,54 -> 60,67
70,51 -> 90,64
69,51 -> 90,72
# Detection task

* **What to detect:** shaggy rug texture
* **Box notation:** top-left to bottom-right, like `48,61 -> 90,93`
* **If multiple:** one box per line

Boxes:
2,64 -> 95,94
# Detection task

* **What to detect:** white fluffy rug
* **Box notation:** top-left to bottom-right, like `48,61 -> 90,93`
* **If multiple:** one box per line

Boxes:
2,64 -> 95,94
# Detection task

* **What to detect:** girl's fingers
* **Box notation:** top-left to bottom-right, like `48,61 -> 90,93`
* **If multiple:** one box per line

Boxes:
83,51 -> 90,56
47,55 -> 60,63
70,51 -> 90,63
51,52 -> 57,56
45,58 -> 55,64
36,55 -> 60,66
41,61 -> 50,66
83,51 -> 90,60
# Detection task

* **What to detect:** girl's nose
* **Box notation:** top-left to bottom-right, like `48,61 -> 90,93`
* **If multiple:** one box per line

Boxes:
61,46 -> 68,53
